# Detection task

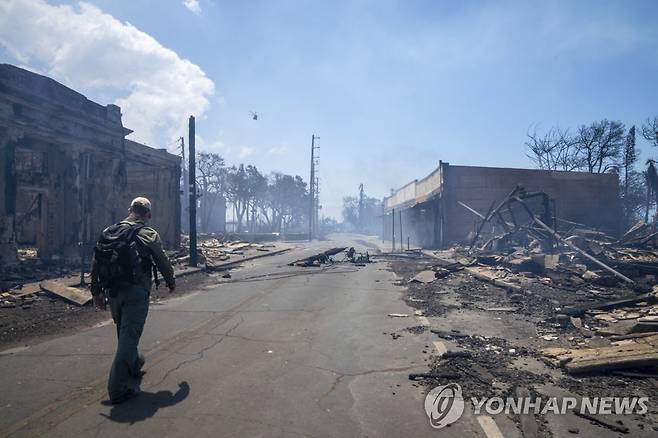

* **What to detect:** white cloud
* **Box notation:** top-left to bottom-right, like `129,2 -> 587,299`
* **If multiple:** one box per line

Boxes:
268,145 -> 288,155
196,135 -> 229,154
0,0 -> 215,148
183,0 -> 201,15
238,146 -> 255,159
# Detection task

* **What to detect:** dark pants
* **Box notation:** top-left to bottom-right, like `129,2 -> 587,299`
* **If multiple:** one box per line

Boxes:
107,284 -> 149,401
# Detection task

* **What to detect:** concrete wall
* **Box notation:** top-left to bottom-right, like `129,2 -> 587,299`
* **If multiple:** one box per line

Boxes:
124,140 -> 181,249
415,165 -> 443,203
384,180 -> 417,210
442,165 -> 621,245
383,162 -> 622,249
383,162 -> 445,210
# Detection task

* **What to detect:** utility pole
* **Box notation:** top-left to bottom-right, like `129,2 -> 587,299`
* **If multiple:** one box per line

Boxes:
358,183 -> 364,233
188,116 -> 198,267
315,175 -> 320,234
308,134 -> 319,240
314,145 -> 321,237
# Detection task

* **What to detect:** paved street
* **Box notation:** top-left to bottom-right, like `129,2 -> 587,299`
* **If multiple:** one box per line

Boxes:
1,235 -> 460,437
2,235 -> 654,438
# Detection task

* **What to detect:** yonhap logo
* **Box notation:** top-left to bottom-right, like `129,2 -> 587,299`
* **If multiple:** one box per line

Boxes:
424,383 -> 465,429
424,382 -> 649,429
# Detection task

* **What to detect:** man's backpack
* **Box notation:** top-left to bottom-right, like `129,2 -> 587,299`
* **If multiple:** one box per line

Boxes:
94,222 -> 149,290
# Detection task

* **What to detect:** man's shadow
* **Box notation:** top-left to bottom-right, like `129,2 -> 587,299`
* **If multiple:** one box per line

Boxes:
101,381 -> 190,424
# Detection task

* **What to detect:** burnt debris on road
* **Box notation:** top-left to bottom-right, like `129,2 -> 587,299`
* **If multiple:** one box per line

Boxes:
379,183 -> 658,434
0,235 -> 289,348
2,10 -> 658,435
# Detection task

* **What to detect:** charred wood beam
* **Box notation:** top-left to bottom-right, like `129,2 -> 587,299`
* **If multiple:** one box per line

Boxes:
468,200 -> 496,252
532,216 -> 634,284
288,247 -> 347,266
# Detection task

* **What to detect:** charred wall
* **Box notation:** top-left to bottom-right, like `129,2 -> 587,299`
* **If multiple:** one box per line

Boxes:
382,198 -> 441,250
123,140 -> 181,249
0,64 -> 180,265
442,165 -> 621,246
383,162 -> 622,249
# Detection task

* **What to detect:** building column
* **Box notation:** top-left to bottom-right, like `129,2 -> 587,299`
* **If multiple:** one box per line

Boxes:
0,134 -> 18,264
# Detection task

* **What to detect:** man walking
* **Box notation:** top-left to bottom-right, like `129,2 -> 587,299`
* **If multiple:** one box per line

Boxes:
91,197 -> 176,404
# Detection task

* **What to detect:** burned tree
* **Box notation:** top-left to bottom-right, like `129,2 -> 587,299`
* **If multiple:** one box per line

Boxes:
644,159 -> 658,222
619,126 -> 645,227
527,120 -> 626,174
641,116 -> 658,147
343,190 -> 382,235
525,126 -> 580,171
261,173 -> 308,233
196,152 -> 226,234
574,120 -> 625,174
225,164 -> 267,232
622,126 -> 638,192
244,166 -> 267,233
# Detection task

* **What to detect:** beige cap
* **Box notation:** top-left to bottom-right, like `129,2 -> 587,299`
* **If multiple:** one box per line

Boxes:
130,197 -> 152,211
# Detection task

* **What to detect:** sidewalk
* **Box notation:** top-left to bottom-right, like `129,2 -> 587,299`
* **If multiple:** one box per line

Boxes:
4,244 -> 294,304
0,243 -> 295,351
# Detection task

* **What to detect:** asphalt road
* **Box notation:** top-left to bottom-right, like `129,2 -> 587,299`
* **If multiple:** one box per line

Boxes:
1,235 -> 475,437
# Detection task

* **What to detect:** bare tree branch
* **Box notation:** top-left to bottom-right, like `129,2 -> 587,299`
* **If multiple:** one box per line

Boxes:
642,116 -> 658,147
525,125 -> 580,171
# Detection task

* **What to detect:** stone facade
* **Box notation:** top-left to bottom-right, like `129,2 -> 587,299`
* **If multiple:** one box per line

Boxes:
0,64 -> 180,265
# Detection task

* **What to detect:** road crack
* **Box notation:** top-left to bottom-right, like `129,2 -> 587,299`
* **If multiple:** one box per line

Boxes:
315,364 -> 419,408
147,316 -> 244,388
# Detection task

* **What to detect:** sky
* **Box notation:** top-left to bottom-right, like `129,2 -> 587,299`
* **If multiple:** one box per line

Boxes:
1,0 -> 657,219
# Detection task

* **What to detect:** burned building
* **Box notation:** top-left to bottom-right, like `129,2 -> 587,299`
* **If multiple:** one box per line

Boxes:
383,161 -> 622,249
0,64 -> 181,266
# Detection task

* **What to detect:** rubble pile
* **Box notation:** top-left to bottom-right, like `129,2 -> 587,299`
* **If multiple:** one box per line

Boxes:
0,233 -> 285,348
387,186 -> 658,434
428,332 -> 541,399
0,259 -> 82,291
436,211 -> 658,374
172,234 -> 275,267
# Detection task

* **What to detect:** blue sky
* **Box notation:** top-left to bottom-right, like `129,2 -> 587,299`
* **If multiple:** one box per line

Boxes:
1,0 -> 658,218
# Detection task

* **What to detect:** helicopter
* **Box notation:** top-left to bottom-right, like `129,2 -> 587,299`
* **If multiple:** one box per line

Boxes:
249,111 -> 258,121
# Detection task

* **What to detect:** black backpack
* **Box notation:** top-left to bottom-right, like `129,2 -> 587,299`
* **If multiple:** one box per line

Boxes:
94,222 -> 148,290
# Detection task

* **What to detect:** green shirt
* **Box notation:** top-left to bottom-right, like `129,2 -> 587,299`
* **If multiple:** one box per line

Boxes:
120,217 -> 176,290
91,216 -> 175,294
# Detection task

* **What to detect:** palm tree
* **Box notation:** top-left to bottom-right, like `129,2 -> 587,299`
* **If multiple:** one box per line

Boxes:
645,160 -> 658,225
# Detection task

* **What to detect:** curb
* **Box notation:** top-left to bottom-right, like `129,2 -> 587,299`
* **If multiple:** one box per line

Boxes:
207,247 -> 293,270
174,247 -> 294,277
